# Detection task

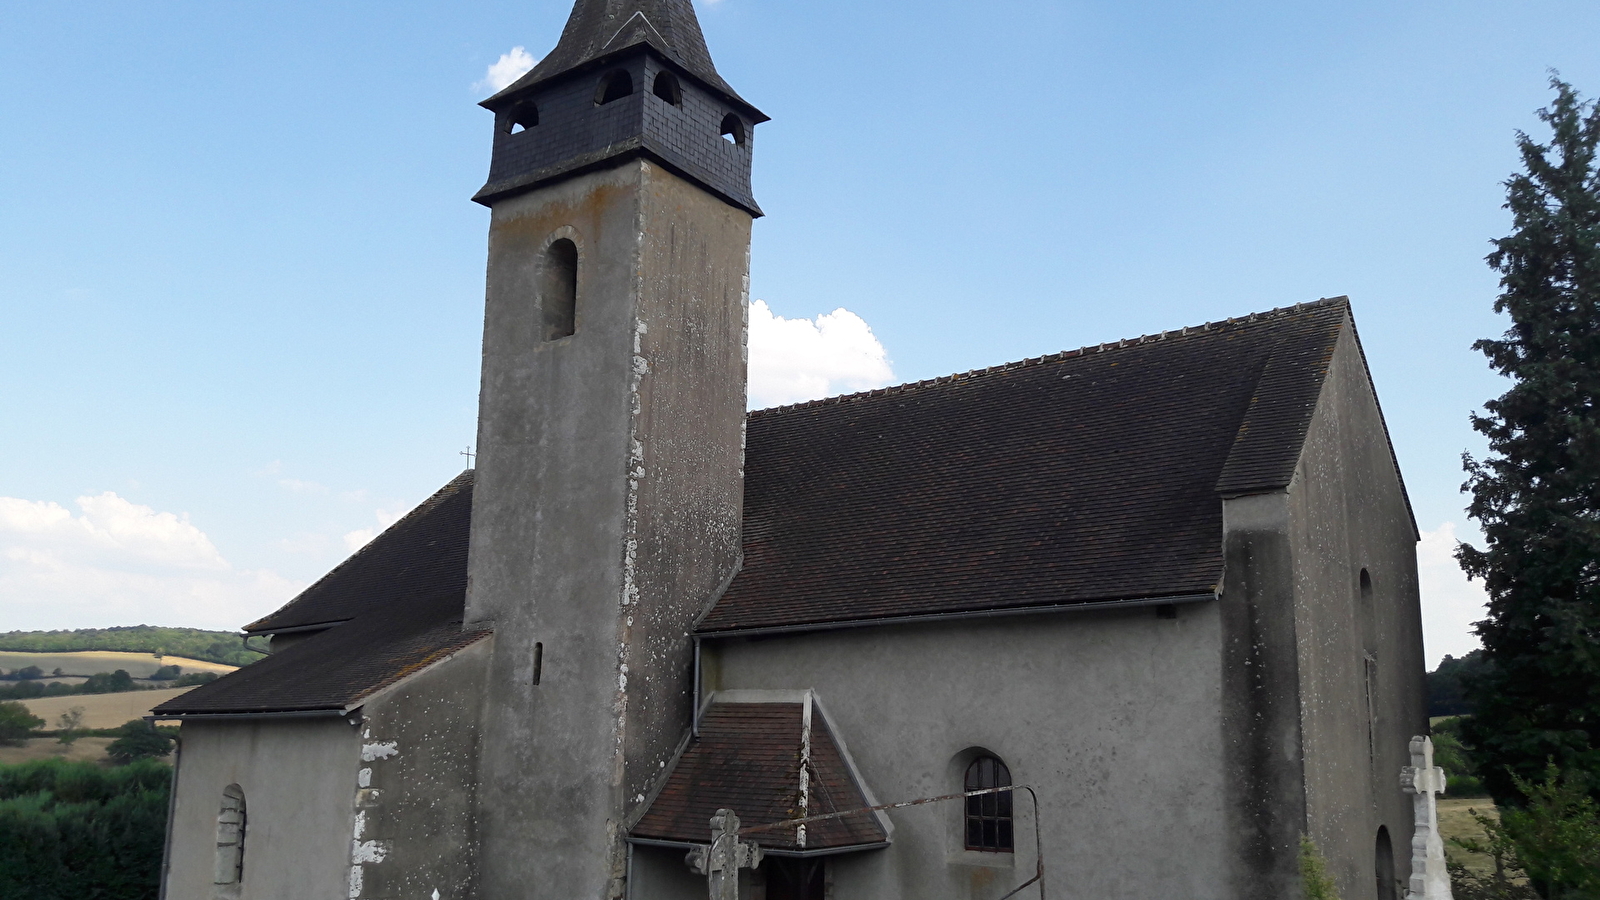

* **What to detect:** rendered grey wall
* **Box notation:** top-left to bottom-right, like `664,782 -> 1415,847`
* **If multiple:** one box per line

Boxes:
1219,491 -> 1306,900
164,718 -> 358,900
465,158 -> 750,900
690,606 -> 1228,900
1286,321 -> 1427,900
349,638 -> 491,900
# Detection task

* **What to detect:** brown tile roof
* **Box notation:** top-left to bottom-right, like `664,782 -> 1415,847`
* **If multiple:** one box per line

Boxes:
153,591 -> 488,717
245,471 -> 473,635
632,701 -> 887,851
697,299 -> 1353,634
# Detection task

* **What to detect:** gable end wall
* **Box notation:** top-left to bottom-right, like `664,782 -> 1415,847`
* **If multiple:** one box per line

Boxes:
1286,320 -> 1427,900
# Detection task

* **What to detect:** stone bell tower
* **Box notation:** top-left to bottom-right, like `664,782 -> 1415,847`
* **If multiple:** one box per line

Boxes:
462,2 -> 765,897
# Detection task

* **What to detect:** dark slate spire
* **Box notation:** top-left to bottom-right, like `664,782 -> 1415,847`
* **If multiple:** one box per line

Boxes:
485,0 -> 749,108
474,0 -> 764,214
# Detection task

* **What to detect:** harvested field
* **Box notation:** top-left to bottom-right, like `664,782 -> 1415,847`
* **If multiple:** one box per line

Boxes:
22,687 -> 195,729
0,650 -> 235,679
0,737 -> 116,765
1438,796 -> 1500,877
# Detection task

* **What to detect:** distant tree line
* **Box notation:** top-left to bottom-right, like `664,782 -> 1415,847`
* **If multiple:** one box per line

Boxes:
1428,650 -> 1488,718
0,625 -> 261,667
0,669 -> 217,702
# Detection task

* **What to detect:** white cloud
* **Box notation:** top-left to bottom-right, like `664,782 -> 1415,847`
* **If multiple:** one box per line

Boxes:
0,493 -> 303,632
342,506 -> 408,554
278,478 -> 328,495
1418,521 -> 1488,667
747,300 -> 894,408
477,46 -> 538,94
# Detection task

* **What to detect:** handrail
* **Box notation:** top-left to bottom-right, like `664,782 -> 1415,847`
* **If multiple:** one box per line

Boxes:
737,784 -> 1046,900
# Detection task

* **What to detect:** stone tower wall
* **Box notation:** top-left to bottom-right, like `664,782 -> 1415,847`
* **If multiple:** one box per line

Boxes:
464,157 -> 749,900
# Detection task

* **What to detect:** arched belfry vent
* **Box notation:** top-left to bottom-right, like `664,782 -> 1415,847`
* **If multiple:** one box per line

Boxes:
474,0 -> 767,215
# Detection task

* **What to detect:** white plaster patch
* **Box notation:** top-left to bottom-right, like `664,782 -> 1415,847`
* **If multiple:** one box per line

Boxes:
348,864 -> 364,898
357,767 -> 372,787
361,741 -> 399,761
352,839 -> 391,864
354,810 -> 367,839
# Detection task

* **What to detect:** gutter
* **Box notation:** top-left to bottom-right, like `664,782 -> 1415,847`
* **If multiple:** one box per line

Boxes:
146,708 -> 354,723
625,836 -> 890,859
698,592 -> 1218,641
157,732 -> 180,900
243,620 -> 345,638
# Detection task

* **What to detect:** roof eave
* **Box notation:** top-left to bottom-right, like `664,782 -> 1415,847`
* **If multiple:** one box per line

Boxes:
480,43 -> 767,122
625,836 -> 891,858
696,591 -> 1219,640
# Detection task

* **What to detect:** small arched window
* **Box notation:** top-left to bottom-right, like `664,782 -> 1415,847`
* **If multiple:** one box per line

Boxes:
652,72 -> 682,106
719,113 -> 746,146
964,756 -> 1013,852
504,102 -> 539,134
214,785 -> 246,897
1360,568 -> 1373,603
541,238 -> 578,341
1375,825 -> 1398,900
596,70 -> 634,105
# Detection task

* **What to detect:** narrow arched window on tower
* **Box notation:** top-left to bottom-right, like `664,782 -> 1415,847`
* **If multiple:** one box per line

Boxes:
596,70 -> 634,105
720,113 -> 746,146
652,72 -> 682,106
214,785 -> 246,898
964,756 -> 1013,852
541,238 -> 578,341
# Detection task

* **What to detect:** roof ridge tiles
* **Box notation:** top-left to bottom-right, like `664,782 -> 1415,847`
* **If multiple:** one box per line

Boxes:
749,297 -> 1350,418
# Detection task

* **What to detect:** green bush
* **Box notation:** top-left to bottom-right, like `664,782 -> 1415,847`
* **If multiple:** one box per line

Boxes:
1434,718 -> 1492,798
1300,835 -> 1343,900
0,758 -> 170,900
0,702 -> 44,746
106,721 -> 173,764
1451,764 -> 1600,900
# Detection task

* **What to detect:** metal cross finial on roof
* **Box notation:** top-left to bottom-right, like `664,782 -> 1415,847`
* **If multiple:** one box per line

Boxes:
686,809 -> 763,900
460,446 -> 475,467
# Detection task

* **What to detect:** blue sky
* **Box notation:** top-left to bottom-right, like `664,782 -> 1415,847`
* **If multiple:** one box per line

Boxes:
2,0 -> 1597,666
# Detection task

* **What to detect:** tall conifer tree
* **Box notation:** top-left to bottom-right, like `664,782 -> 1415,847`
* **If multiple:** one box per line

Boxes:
1459,77 -> 1600,803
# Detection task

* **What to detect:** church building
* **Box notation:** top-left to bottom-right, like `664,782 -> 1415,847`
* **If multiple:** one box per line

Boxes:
154,2 -> 1429,899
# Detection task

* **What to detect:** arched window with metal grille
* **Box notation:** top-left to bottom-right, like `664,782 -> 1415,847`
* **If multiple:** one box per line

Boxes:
964,755 -> 1013,852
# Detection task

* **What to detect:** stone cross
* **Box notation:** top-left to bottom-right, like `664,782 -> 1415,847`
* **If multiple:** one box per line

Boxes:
686,809 -> 764,900
1400,735 -> 1454,900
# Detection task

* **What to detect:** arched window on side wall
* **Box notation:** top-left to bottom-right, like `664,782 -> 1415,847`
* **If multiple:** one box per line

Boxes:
541,238 -> 578,341
719,113 -> 746,146
964,756 -> 1013,852
1360,567 -> 1378,765
214,785 -> 246,898
1375,825 -> 1398,900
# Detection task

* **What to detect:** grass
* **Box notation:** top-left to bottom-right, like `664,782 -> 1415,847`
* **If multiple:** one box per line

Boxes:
0,738 -> 115,766
1439,796 -> 1502,878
